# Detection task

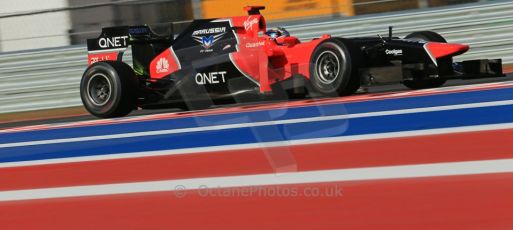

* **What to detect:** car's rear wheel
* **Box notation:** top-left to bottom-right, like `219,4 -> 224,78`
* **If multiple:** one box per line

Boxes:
309,38 -> 360,96
403,31 -> 449,90
80,61 -> 138,118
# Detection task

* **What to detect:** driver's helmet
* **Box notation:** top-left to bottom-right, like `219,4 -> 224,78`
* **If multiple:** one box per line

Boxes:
265,27 -> 290,40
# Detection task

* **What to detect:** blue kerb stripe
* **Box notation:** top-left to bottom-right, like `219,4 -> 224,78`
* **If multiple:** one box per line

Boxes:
1,104 -> 512,163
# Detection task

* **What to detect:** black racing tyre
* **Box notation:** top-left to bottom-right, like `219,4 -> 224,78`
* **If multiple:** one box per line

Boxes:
405,31 -> 447,43
309,38 -> 360,96
403,31 -> 449,90
80,61 -> 138,118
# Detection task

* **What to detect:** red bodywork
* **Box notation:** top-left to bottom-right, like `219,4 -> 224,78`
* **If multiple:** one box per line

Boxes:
426,42 -> 469,59
88,52 -> 122,65
149,6 -> 330,93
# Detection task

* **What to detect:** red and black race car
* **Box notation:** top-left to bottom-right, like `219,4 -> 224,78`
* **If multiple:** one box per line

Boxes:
80,6 -> 503,118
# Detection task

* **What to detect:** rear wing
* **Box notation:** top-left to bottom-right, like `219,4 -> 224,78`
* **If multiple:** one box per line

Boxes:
86,25 -> 172,65
87,26 -> 128,65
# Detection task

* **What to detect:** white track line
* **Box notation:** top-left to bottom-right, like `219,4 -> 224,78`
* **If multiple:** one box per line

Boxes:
2,99 -> 513,149
2,122 -> 513,168
1,159 -> 512,202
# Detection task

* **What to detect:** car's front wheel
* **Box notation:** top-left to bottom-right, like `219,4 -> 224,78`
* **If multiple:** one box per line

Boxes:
309,38 -> 360,96
80,61 -> 138,118
403,31 -> 449,90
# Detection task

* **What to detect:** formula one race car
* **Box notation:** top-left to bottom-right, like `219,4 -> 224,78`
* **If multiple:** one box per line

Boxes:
81,6 -> 503,118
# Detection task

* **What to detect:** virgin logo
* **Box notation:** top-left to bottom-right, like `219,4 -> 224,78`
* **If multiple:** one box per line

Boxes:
244,17 -> 258,31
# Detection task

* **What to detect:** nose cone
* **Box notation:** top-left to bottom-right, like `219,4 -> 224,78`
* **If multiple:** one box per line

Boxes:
426,42 -> 470,59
